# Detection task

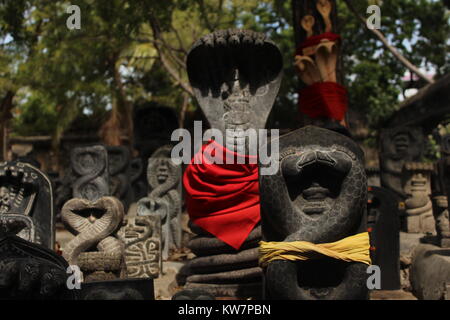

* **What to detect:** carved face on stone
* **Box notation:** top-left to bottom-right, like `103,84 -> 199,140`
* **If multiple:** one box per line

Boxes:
402,163 -> 432,197
187,29 -> 283,152
259,126 -> 368,299
379,127 -> 424,197
147,145 -> 177,189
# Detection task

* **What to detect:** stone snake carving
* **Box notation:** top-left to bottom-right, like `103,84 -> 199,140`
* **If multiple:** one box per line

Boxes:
137,145 -> 181,259
61,197 -> 124,273
71,146 -> 109,201
259,126 -> 369,300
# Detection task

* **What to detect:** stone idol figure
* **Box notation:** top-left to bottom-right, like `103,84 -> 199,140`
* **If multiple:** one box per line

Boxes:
137,145 -> 181,260
180,29 -> 283,298
379,126 -> 424,198
259,126 -> 371,300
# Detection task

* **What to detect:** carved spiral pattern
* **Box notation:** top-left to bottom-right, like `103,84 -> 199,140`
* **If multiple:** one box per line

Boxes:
71,147 -> 109,201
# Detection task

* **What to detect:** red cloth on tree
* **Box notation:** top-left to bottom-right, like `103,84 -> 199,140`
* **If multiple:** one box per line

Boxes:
299,81 -> 348,121
295,32 -> 341,56
183,140 -> 260,250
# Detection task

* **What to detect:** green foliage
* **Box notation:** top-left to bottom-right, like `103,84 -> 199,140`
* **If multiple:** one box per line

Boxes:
0,0 -> 448,142
338,0 -> 450,132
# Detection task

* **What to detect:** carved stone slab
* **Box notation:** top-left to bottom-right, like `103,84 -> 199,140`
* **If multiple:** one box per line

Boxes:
186,29 -> 283,152
118,214 -> 162,279
71,145 -> 109,201
0,161 -> 54,249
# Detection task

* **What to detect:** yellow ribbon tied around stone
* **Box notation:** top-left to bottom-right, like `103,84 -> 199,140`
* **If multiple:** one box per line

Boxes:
259,232 -> 371,268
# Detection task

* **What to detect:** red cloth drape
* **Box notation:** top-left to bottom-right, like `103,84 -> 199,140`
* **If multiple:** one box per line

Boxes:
183,140 -> 260,250
299,81 -> 348,121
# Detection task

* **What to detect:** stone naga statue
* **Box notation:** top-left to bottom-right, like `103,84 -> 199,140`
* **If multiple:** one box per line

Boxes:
0,161 -> 54,249
137,145 -> 181,260
259,126 -> 369,300
61,197 -> 125,282
181,29 -> 283,298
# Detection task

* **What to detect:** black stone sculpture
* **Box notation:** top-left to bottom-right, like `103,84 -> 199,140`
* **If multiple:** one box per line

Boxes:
0,218 -> 76,300
432,133 -> 450,247
0,161 -> 54,249
367,186 -> 400,290
186,29 -> 283,153
259,126 -> 369,300
182,29 -> 283,298
79,278 -> 154,300
379,126 -> 424,198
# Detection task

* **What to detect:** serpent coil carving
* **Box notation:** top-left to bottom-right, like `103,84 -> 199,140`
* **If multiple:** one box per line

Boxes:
71,146 -> 109,201
61,197 -> 125,280
137,145 -> 181,259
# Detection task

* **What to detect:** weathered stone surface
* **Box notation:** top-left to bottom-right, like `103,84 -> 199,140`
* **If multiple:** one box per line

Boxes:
379,127 -> 424,198
259,126 -> 369,300
402,162 -> 435,233
61,197 -> 125,282
117,214 -> 162,279
367,186 -> 401,290
186,267 -> 262,284
79,278 -> 154,300
187,29 -> 283,153
410,243 -> 450,300
0,219 -> 76,300
181,29 -> 283,299
137,145 -> 182,260
0,161 -> 54,249
71,145 -> 109,201
187,247 -> 259,274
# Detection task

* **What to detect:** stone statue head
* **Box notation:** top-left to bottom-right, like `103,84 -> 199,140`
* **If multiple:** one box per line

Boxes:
379,126 -> 424,197
259,126 -> 368,299
147,145 -> 178,188
186,29 -> 283,152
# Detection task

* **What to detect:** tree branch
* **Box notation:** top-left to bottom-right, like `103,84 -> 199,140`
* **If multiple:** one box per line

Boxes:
343,0 -> 434,84
148,13 -> 194,97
